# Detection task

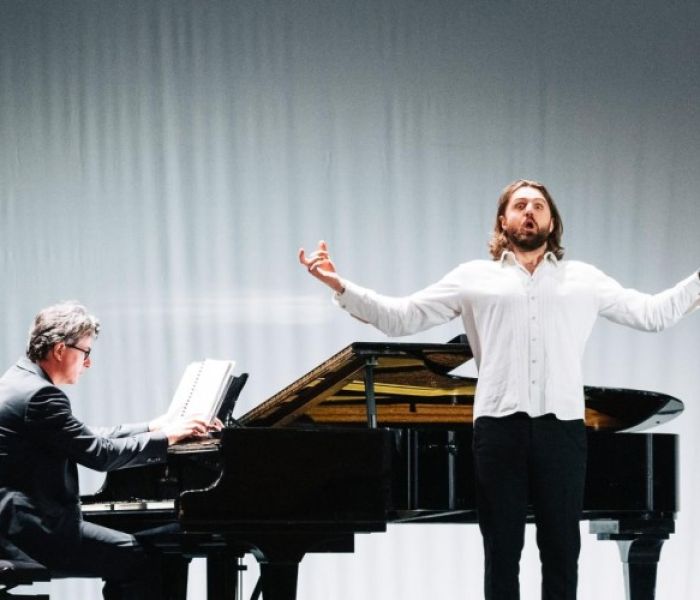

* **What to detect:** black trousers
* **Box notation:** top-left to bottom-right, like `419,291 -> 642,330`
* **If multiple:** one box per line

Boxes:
1,514 -> 187,600
473,413 -> 587,600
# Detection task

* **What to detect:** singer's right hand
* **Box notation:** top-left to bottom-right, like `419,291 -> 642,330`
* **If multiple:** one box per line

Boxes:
298,240 -> 345,293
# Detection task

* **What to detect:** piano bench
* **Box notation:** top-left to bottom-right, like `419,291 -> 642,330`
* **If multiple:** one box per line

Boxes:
0,560 -> 50,599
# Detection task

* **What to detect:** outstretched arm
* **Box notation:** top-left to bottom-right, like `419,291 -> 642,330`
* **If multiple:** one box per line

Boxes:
298,239 -> 463,337
596,268 -> 700,331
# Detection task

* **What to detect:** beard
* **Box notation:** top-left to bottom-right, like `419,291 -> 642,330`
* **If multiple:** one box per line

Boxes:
504,223 -> 550,252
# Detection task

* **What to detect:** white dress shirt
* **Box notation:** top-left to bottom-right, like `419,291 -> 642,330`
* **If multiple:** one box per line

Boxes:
335,252 -> 700,421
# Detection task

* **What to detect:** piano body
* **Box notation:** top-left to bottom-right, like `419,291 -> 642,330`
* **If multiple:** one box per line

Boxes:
82,341 -> 683,600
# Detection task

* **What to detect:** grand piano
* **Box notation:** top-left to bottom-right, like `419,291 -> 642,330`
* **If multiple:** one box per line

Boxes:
82,340 -> 683,600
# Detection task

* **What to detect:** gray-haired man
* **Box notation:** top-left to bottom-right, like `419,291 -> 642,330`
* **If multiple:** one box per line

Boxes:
0,301 -> 216,599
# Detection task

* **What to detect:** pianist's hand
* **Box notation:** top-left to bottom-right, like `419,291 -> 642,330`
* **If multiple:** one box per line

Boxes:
149,415 -> 223,435
298,240 -> 345,293
160,416 -> 214,445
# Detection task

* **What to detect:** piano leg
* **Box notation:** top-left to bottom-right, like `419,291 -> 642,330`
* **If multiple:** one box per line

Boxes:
229,532 -> 357,600
258,562 -> 299,600
161,555 -> 190,600
206,552 -> 242,600
590,519 -> 672,600
616,538 -> 665,600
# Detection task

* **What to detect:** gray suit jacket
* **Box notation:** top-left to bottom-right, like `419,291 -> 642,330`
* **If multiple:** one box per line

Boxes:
0,357 -> 168,544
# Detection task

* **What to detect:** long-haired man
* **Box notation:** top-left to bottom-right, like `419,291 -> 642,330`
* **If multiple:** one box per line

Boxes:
298,179 -> 700,599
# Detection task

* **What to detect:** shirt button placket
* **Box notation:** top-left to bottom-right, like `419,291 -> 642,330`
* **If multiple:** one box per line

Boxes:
527,280 -> 539,395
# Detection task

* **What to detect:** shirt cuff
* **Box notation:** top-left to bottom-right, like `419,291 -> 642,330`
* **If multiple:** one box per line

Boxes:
686,271 -> 700,292
680,271 -> 700,309
333,279 -> 363,311
331,279 -> 374,325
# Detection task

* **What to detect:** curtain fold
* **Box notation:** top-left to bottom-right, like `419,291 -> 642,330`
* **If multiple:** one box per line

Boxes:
1,2 -> 698,598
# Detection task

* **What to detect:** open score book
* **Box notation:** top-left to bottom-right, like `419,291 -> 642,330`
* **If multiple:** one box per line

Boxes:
166,359 -> 236,424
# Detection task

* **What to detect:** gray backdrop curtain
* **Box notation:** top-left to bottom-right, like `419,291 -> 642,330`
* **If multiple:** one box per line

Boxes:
1,1 -> 699,598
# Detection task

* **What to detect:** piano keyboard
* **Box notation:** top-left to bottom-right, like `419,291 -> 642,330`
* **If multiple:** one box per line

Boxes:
81,500 -> 175,512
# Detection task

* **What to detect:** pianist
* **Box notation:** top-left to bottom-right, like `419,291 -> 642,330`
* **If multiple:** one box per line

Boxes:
298,179 -> 700,600
0,301 -> 215,600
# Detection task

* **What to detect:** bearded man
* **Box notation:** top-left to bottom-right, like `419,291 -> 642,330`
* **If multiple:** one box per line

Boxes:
298,179 -> 700,600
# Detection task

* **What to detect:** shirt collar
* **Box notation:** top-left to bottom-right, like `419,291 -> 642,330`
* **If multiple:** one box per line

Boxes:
499,250 -> 559,268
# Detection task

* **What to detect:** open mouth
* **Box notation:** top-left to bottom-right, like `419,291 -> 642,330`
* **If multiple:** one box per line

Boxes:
523,219 -> 537,232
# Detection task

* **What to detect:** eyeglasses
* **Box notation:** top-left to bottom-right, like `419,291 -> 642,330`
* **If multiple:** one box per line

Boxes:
66,343 -> 92,360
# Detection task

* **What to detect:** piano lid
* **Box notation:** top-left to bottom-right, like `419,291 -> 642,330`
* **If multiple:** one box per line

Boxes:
239,342 -> 683,432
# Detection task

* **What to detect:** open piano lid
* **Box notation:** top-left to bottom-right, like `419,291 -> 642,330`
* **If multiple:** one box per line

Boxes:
239,341 -> 683,432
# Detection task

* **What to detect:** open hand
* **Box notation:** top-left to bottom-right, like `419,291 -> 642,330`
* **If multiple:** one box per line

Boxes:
298,240 -> 344,293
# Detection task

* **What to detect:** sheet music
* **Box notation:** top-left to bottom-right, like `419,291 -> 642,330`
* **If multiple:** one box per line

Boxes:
167,359 -> 236,423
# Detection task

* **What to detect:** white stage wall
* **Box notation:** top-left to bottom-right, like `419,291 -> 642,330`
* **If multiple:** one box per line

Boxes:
1,1 -> 698,598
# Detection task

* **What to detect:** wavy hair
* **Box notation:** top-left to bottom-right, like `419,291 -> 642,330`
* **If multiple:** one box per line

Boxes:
488,179 -> 564,260
26,301 -> 100,362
